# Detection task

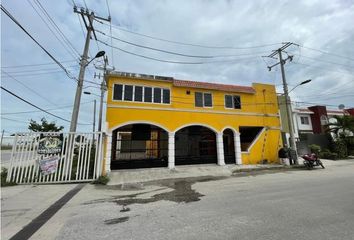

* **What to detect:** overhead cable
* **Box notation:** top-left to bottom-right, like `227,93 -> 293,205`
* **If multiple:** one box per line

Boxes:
97,30 -> 270,58
95,19 -> 282,50
98,39 -> 264,64
1,5 -> 77,81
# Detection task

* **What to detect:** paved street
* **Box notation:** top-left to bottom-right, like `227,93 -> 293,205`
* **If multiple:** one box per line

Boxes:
2,160 -> 354,240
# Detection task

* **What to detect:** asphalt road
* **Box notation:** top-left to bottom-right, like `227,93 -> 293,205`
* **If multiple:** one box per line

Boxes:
22,160 -> 353,240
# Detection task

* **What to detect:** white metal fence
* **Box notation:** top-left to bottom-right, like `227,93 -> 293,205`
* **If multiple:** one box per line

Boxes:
6,132 -> 104,184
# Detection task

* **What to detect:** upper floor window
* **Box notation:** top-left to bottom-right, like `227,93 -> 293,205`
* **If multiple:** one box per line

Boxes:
124,85 -> 133,101
225,95 -> 241,109
300,116 -> 310,125
113,84 -> 170,104
195,92 -> 213,107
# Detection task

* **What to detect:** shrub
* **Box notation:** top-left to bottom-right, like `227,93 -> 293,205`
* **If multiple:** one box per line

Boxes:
344,137 -> 354,156
332,140 -> 348,159
1,168 -> 17,187
92,175 -> 110,185
319,149 -> 338,160
309,144 -> 321,155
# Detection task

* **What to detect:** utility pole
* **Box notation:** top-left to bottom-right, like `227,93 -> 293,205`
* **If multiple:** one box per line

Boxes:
0,129 -> 4,147
264,42 -> 298,162
70,6 -> 110,132
95,56 -> 114,132
93,99 -> 96,132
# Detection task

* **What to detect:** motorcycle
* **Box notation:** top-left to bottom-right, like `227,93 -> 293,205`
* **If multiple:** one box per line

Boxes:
302,153 -> 325,169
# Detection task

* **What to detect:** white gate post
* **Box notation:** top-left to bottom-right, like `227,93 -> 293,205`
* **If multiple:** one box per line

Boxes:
216,132 -> 225,166
168,132 -> 175,169
234,132 -> 242,165
105,132 -> 112,174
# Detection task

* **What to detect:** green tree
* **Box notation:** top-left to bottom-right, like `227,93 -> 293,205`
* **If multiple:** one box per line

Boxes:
28,118 -> 64,132
326,115 -> 354,139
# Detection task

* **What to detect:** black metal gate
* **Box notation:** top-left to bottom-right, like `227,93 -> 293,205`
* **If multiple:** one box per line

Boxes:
111,124 -> 168,169
175,126 -> 217,165
223,129 -> 236,164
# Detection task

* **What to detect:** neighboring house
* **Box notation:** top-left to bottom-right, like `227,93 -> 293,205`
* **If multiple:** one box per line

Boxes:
104,71 -> 282,172
278,95 -> 353,146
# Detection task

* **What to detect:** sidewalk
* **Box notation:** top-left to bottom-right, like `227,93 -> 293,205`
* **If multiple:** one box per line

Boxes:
1,184 -> 77,240
108,163 -> 286,185
107,159 -> 354,185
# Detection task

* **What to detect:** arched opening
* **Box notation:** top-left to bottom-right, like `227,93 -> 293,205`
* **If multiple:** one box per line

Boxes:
111,123 -> 168,169
175,126 -> 217,165
223,129 -> 235,164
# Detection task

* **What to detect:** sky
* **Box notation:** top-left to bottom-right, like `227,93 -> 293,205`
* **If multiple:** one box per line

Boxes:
1,0 -> 354,135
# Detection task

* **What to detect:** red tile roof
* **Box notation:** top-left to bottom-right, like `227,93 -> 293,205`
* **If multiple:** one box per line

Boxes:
297,108 -> 314,113
327,110 -> 345,114
173,79 -> 256,94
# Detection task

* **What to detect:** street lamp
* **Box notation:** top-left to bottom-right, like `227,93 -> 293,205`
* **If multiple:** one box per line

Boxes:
69,51 -> 105,132
84,91 -> 105,133
84,91 -> 100,97
283,79 -> 312,164
288,79 -> 311,94
86,51 -> 105,66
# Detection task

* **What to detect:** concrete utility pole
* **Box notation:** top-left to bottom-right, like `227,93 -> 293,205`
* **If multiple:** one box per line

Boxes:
278,49 -> 297,157
93,99 -> 96,132
0,129 -> 4,147
264,42 -> 298,161
98,57 -> 107,132
70,6 -> 110,132
95,56 -> 114,132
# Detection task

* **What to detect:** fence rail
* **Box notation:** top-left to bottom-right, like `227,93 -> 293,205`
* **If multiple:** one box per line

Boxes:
6,132 -> 104,184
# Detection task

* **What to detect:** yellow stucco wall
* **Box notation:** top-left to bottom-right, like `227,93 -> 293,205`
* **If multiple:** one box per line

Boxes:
105,74 -> 282,164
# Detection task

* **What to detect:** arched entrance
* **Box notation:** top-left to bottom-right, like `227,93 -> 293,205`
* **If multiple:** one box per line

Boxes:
111,123 -> 168,169
175,126 -> 217,165
223,129 -> 235,164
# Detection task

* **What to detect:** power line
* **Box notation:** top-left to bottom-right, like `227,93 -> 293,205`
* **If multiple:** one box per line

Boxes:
1,70 -> 59,106
3,65 -> 78,74
96,20 -> 282,50
1,86 -> 92,125
33,0 -> 81,57
293,54 -> 354,69
1,60 -> 76,68
105,0 -> 114,66
292,101 -> 343,108
300,45 -> 354,62
1,86 -> 72,122
26,0 -> 79,61
97,39 -> 204,64
1,5 -> 77,81
1,101 -> 92,115
98,39 -> 264,64
1,117 -> 30,124
1,70 -> 76,77
97,30 -> 270,59
290,62 -> 354,76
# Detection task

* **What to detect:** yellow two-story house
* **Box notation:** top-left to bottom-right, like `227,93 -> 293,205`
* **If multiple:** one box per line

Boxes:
104,72 -> 282,172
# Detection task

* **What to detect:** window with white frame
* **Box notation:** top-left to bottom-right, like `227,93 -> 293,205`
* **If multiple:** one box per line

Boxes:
300,116 -> 310,125
225,95 -> 241,109
113,84 -> 170,104
195,92 -> 213,107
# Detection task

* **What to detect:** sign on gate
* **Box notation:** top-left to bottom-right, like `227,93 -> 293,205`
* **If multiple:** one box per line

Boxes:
37,133 -> 63,154
7,132 -> 104,184
39,156 -> 59,175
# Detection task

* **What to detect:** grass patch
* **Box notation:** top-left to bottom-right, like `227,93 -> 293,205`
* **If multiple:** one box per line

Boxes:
1,168 -> 17,187
92,175 -> 110,185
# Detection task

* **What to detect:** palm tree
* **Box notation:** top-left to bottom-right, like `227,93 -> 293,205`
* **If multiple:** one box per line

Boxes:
326,115 -> 354,139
